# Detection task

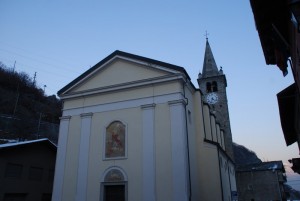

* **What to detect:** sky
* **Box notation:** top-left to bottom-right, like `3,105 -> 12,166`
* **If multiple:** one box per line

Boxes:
1,0 -> 299,189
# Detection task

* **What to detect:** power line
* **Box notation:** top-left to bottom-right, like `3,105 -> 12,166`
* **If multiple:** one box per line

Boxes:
0,40 -> 81,68
0,57 -> 79,80
0,48 -> 83,74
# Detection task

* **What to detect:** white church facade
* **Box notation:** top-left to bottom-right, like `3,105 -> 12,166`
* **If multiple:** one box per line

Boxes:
52,41 -> 237,201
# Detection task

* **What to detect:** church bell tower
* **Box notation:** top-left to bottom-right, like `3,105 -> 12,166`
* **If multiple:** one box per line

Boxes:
197,38 -> 234,160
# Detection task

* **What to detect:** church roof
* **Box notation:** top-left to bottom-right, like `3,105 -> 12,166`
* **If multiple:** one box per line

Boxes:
58,50 -> 191,96
236,161 -> 285,173
201,40 -> 220,78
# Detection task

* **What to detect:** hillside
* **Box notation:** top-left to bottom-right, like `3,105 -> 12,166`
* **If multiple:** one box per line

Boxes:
0,62 -> 61,143
233,142 -> 262,166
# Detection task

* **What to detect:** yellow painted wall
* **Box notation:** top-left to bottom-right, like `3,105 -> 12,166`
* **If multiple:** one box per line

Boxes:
58,56 -> 236,201
61,85 -> 176,201
193,99 -> 223,201
72,59 -> 169,92
90,108 -> 143,201
63,81 -> 182,110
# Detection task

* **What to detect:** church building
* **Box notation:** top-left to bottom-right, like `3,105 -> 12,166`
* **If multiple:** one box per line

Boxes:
52,40 -> 237,201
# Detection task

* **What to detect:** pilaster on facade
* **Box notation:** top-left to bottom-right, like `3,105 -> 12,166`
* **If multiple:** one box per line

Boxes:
52,115 -> 71,201
202,104 -> 212,141
75,112 -> 93,201
141,103 -> 156,201
168,99 -> 189,201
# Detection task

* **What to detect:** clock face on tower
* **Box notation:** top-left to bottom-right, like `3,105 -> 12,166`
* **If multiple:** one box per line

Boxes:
206,92 -> 219,104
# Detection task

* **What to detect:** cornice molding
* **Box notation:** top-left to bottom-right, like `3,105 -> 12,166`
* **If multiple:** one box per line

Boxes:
168,99 -> 188,106
80,112 -> 93,118
141,103 -> 156,109
60,74 -> 186,100
59,115 -> 72,120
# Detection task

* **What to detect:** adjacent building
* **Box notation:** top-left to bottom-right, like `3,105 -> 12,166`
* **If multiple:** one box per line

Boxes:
236,161 -> 287,201
250,0 -> 300,152
0,138 -> 57,201
53,40 -> 237,201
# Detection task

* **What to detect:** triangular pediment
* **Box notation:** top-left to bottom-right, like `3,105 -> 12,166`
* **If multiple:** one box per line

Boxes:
71,58 -> 170,92
58,51 -> 189,96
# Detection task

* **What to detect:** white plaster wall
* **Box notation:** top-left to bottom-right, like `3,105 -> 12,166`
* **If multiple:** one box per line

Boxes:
84,103 -> 176,201
155,103 -> 173,201
193,92 -> 209,201
60,82 -> 185,201
192,91 -> 205,142
90,108 -> 143,201
203,105 -> 212,141
61,116 -> 81,201
210,115 -> 217,142
184,86 -> 201,201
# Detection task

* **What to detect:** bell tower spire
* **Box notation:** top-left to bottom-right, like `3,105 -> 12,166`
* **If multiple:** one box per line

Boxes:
200,39 -> 219,78
197,38 -> 234,160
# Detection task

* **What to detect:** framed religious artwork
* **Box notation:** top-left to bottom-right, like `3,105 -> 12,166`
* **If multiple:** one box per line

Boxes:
104,121 -> 127,159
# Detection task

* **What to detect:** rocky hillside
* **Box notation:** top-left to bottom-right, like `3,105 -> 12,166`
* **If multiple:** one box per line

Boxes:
233,142 -> 262,166
0,62 -> 61,142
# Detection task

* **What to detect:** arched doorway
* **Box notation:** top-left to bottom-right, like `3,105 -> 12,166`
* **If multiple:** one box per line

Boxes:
100,167 -> 127,201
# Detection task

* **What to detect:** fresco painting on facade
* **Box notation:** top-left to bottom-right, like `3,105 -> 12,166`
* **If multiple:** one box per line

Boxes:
105,121 -> 125,158
104,169 -> 125,182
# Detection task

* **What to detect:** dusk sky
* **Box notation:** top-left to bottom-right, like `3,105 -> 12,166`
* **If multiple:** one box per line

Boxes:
1,0 -> 299,188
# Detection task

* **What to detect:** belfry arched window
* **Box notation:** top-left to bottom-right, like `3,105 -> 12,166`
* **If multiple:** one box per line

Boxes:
206,82 -> 212,93
212,81 -> 218,92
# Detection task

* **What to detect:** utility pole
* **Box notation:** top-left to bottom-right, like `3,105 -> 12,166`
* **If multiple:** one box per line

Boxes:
37,113 -> 42,139
43,85 -> 47,93
13,61 -> 16,72
33,72 -> 37,86
13,84 -> 19,117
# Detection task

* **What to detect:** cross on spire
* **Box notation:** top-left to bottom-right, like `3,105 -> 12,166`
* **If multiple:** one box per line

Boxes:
204,31 -> 209,40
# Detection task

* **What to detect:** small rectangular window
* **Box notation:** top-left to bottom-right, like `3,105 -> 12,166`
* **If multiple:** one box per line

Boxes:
5,163 -> 23,178
4,193 -> 27,201
29,166 -> 43,181
48,169 -> 54,182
